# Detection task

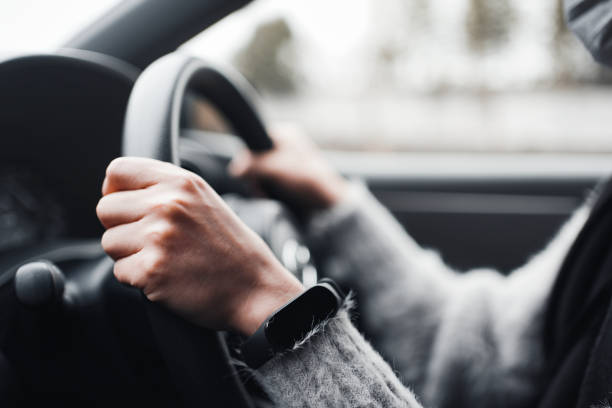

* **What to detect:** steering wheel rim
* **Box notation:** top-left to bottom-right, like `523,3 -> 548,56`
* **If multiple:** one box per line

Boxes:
123,53 -> 273,163
121,53 -> 272,407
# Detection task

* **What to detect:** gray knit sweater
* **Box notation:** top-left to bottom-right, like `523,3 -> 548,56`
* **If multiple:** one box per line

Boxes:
253,184 -> 590,407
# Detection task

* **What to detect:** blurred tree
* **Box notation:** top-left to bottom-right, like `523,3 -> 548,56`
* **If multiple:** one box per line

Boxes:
551,0 -> 575,83
409,0 -> 430,32
552,0 -> 569,47
233,18 -> 297,95
466,0 -> 516,54
371,0 -> 431,90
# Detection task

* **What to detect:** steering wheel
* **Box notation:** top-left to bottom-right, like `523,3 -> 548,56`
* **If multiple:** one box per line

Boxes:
123,54 -> 273,161
121,53 -> 311,406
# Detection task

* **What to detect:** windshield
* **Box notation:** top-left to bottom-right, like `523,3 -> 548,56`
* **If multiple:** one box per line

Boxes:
3,0 -> 611,154
183,0 -> 612,154
0,0 -> 121,53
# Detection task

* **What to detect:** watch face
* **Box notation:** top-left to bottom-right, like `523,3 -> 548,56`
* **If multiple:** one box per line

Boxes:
266,285 -> 340,350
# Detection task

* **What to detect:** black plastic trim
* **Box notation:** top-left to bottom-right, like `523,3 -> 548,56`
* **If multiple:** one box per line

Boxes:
64,0 -> 252,70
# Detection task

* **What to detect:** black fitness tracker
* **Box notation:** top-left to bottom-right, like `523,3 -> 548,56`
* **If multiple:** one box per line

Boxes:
241,278 -> 346,369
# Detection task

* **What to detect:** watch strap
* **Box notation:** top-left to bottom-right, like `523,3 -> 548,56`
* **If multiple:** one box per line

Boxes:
241,319 -> 275,369
241,278 -> 345,369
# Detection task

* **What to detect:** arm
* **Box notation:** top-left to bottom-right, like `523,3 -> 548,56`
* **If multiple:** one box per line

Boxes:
251,198 -> 586,408
95,133 -> 588,408
231,127 -> 590,406
96,156 -> 425,407
255,304 -> 423,407
253,191 -> 587,408
304,182 -> 589,406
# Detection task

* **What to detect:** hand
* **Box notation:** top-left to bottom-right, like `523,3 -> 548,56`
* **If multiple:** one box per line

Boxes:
96,157 -> 304,336
229,124 -> 349,209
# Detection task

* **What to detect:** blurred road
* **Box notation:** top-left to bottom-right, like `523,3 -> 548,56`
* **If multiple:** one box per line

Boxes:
265,87 -> 612,153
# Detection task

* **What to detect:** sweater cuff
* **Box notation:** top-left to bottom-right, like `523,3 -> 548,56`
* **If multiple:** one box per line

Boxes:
254,300 -> 421,407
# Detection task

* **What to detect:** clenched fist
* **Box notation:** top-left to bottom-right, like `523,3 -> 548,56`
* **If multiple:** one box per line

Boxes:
96,157 -> 303,336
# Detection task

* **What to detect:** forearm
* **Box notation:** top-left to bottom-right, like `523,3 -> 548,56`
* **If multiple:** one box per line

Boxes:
306,182 -> 590,404
308,183 -> 457,296
307,183 -> 458,389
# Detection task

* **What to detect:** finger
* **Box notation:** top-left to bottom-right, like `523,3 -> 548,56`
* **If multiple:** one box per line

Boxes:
112,249 -> 148,288
102,157 -> 180,195
268,122 -> 307,146
101,176 -> 109,196
234,149 -> 283,179
101,220 -> 146,260
228,150 -> 253,178
96,189 -> 152,229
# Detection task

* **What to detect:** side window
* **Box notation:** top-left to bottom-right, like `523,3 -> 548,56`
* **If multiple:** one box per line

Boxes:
182,0 -> 611,154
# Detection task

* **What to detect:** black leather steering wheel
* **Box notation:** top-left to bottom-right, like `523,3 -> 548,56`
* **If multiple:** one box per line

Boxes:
123,53 -> 273,162
121,53 -> 281,407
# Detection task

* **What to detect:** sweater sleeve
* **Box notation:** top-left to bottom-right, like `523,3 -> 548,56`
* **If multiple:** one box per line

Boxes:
255,304 -> 423,408
301,182 -> 590,407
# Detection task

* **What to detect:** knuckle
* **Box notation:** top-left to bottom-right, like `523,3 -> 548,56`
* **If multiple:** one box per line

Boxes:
100,230 -> 113,250
137,269 -> 155,287
95,199 -> 106,220
176,173 -> 206,193
130,273 -> 147,289
147,221 -> 177,245
177,176 -> 196,193
154,197 -> 189,221
136,259 -> 166,290
164,199 -> 184,217
143,249 -> 167,275
96,196 -> 118,228
113,263 -> 129,284
147,229 -> 164,246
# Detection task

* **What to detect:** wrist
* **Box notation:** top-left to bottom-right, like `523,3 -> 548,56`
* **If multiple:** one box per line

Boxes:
240,277 -> 346,369
313,174 -> 350,208
231,262 -> 304,337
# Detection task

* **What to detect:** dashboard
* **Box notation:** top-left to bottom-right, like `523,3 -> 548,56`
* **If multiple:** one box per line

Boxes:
0,168 -> 65,252
0,53 -> 135,242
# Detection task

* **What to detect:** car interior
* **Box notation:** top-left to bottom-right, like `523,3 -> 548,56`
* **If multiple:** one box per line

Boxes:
1,0 -> 610,406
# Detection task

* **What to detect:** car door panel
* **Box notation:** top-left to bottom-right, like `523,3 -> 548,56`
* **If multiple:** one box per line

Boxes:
330,152 -> 611,273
